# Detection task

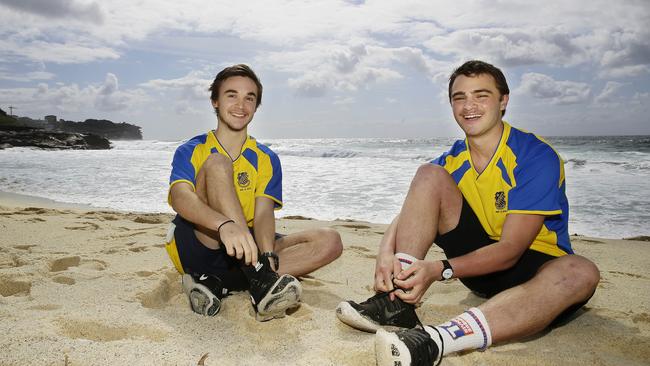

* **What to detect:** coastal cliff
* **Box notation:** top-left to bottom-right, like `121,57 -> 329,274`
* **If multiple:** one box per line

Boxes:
0,109 -> 141,150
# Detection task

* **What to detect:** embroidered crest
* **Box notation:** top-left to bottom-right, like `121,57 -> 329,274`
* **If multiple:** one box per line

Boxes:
237,172 -> 250,188
495,191 -> 506,211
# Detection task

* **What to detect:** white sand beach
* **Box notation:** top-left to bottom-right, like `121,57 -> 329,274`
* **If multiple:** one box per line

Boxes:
0,198 -> 649,365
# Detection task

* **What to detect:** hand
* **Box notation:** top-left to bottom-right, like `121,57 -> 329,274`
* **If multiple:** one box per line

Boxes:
374,251 -> 402,299
393,260 -> 441,304
218,221 -> 259,265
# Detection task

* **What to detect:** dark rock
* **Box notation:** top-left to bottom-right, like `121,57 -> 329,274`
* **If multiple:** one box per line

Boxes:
0,126 -> 111,150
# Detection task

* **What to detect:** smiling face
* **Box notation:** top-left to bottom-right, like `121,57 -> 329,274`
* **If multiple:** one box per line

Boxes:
450,73 -> 509,139
212,76 -> 259,132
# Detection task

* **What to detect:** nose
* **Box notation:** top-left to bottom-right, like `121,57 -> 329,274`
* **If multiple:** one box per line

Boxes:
462,98 -> 476,110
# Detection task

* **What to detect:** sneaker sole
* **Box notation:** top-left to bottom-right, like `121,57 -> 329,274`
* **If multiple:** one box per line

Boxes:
375,329 -> 412,366
182,274 -> 221,316
255,275 -> 302,321
335,301 -> 407,333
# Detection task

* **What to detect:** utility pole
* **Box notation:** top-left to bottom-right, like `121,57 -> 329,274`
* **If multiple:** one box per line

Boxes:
8,105 -> 17,117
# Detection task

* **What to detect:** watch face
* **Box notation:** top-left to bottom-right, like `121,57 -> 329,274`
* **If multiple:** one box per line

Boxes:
442,268 -> 453,279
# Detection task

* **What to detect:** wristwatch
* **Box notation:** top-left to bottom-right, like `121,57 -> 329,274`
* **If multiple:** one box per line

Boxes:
441,260 -> 454,280
261,251 -> 280,269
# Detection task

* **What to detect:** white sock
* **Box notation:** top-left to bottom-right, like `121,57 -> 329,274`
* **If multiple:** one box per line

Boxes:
429,307 -> 492,355
395,252 -> 419,271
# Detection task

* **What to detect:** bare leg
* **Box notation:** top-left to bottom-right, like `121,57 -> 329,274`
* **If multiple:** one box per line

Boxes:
274,228 -> 342,277
394,164 -> 463,257
194,154 -> 248,249
480,254 -> 600,343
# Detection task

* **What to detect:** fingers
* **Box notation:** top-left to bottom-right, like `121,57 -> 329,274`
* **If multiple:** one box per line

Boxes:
221,226 -> 260,265
246,234 -> 258,265
395,288 -> 421,304
396,263 -> 417,280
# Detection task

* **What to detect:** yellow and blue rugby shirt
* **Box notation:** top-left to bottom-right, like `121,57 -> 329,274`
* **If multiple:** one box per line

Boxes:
168,131 -> 282,228
431,122 -> 572,257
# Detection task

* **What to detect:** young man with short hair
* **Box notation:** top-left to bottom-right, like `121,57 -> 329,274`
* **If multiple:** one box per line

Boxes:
336,60 -> 599,364
167,64 -> 342,321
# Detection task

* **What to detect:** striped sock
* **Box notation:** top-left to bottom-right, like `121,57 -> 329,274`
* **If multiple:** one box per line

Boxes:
432,307 -> 492,355
395,252 -> 419,270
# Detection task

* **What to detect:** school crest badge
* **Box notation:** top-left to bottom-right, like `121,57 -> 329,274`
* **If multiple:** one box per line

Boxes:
237,172 -> 250,188
495,191 -> 506,211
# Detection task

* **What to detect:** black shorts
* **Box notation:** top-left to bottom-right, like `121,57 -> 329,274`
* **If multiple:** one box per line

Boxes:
171,215 -> 286,292
434,197 -> 589,325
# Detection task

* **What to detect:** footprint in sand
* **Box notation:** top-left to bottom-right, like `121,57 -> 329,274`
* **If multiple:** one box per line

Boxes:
137,270 -> 181,309
128,246 -> 149,253
50,256 -> 107,272
50,256 -> 81,272
64,221 -> 100,231
56,318 -> 168,342
132,215 -> 167,224
348,245 -> 377,259
52,276 -> 76,285
0,277 -> 32,297
0,252 -> 27,269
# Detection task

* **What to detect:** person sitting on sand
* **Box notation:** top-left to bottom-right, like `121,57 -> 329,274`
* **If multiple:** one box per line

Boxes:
335,60 -> 600,365
166,64 -> 342,321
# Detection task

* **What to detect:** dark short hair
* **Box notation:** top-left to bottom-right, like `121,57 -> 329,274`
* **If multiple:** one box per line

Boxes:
448,60 -> 509,116
209,64 -> 263,108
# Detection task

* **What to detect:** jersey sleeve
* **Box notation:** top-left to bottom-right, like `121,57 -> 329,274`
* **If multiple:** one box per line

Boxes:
256,149 -> 283,209
168,143 -> 197,204
508,145 -> 563,215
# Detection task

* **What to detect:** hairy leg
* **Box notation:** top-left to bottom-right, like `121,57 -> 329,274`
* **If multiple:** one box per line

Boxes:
273,228 -> 342,277
480,254 -> 600,343
194,153 -> 248,248
395,164 -> 463,257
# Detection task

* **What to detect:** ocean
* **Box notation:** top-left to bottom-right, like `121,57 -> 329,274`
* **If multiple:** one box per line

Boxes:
0,135 -> 648,239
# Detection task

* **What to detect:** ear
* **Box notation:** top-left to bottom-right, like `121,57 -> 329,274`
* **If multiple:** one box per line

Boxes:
211,99 -> 219,109
500,94 -> 509,112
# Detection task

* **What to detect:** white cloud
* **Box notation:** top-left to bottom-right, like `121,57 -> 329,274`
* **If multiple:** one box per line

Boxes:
141,70 -> 212,100
0,73 -> 149,115
0,0 -> 104,23
517,73 -> 591,105
0,70 -> 55,82
594,81 -> 624,104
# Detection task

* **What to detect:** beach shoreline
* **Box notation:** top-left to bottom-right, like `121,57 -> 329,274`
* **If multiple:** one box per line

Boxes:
0,197 -> 649,365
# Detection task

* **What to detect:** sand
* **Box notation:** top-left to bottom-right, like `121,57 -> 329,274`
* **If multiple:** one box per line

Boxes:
0,198 -> 649,365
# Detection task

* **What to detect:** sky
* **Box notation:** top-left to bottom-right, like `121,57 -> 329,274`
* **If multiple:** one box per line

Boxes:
0,0 -> 649,140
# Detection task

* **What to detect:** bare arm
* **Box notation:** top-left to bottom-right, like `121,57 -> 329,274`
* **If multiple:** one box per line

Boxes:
253,197 -> 277,254
170,182 -> 230,230
394,213 -> 545,303
374,215 -> 403,294
170,182 -> 258,265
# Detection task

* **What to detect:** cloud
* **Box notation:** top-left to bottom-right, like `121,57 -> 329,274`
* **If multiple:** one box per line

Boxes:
517,73 -> 591,105
261,41 -> 443,97
0,70 -> 55,82
423,28 -> 587,68
141,70 -> 212,100
0,73 -> 148,115
594,81 -> 624,104
0,0 -> 104,23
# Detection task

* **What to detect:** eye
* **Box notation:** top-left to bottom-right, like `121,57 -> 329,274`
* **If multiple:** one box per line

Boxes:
477,94 -> 489,99
246,96 -> 256,102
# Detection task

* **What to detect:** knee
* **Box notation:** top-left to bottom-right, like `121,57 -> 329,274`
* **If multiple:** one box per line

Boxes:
557,255 -> 600,296
316,227 -> 343,261
412,163 -> 449,188
203,153 -> 233,176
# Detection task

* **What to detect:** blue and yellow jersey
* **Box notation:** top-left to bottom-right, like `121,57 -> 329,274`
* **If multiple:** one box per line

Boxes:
169,131 -> 282,227
432,122 -> 572,257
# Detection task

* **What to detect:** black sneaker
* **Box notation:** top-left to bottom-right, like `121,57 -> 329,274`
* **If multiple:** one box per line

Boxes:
335,291 -> 421,333
245,257 -> 302,321
181,273 -> 227,316
375,327 -> 443,366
